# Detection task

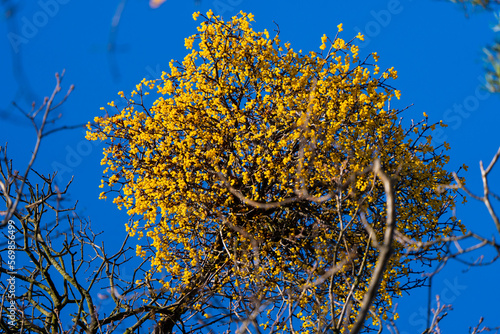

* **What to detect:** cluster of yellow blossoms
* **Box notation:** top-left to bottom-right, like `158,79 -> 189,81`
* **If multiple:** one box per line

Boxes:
87,10 -> 462,333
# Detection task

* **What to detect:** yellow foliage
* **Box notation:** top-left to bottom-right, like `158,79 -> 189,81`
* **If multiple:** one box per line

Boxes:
87,11 -> 461,333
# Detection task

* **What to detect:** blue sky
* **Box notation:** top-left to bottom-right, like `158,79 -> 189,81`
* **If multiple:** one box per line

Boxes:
1,0 -> 500,332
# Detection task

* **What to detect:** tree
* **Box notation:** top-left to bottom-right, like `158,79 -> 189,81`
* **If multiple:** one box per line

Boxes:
0,73 -> 182,334
87,11 -> 465,333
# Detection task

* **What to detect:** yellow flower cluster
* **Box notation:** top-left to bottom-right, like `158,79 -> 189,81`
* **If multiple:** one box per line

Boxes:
87,11 -> 461,333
